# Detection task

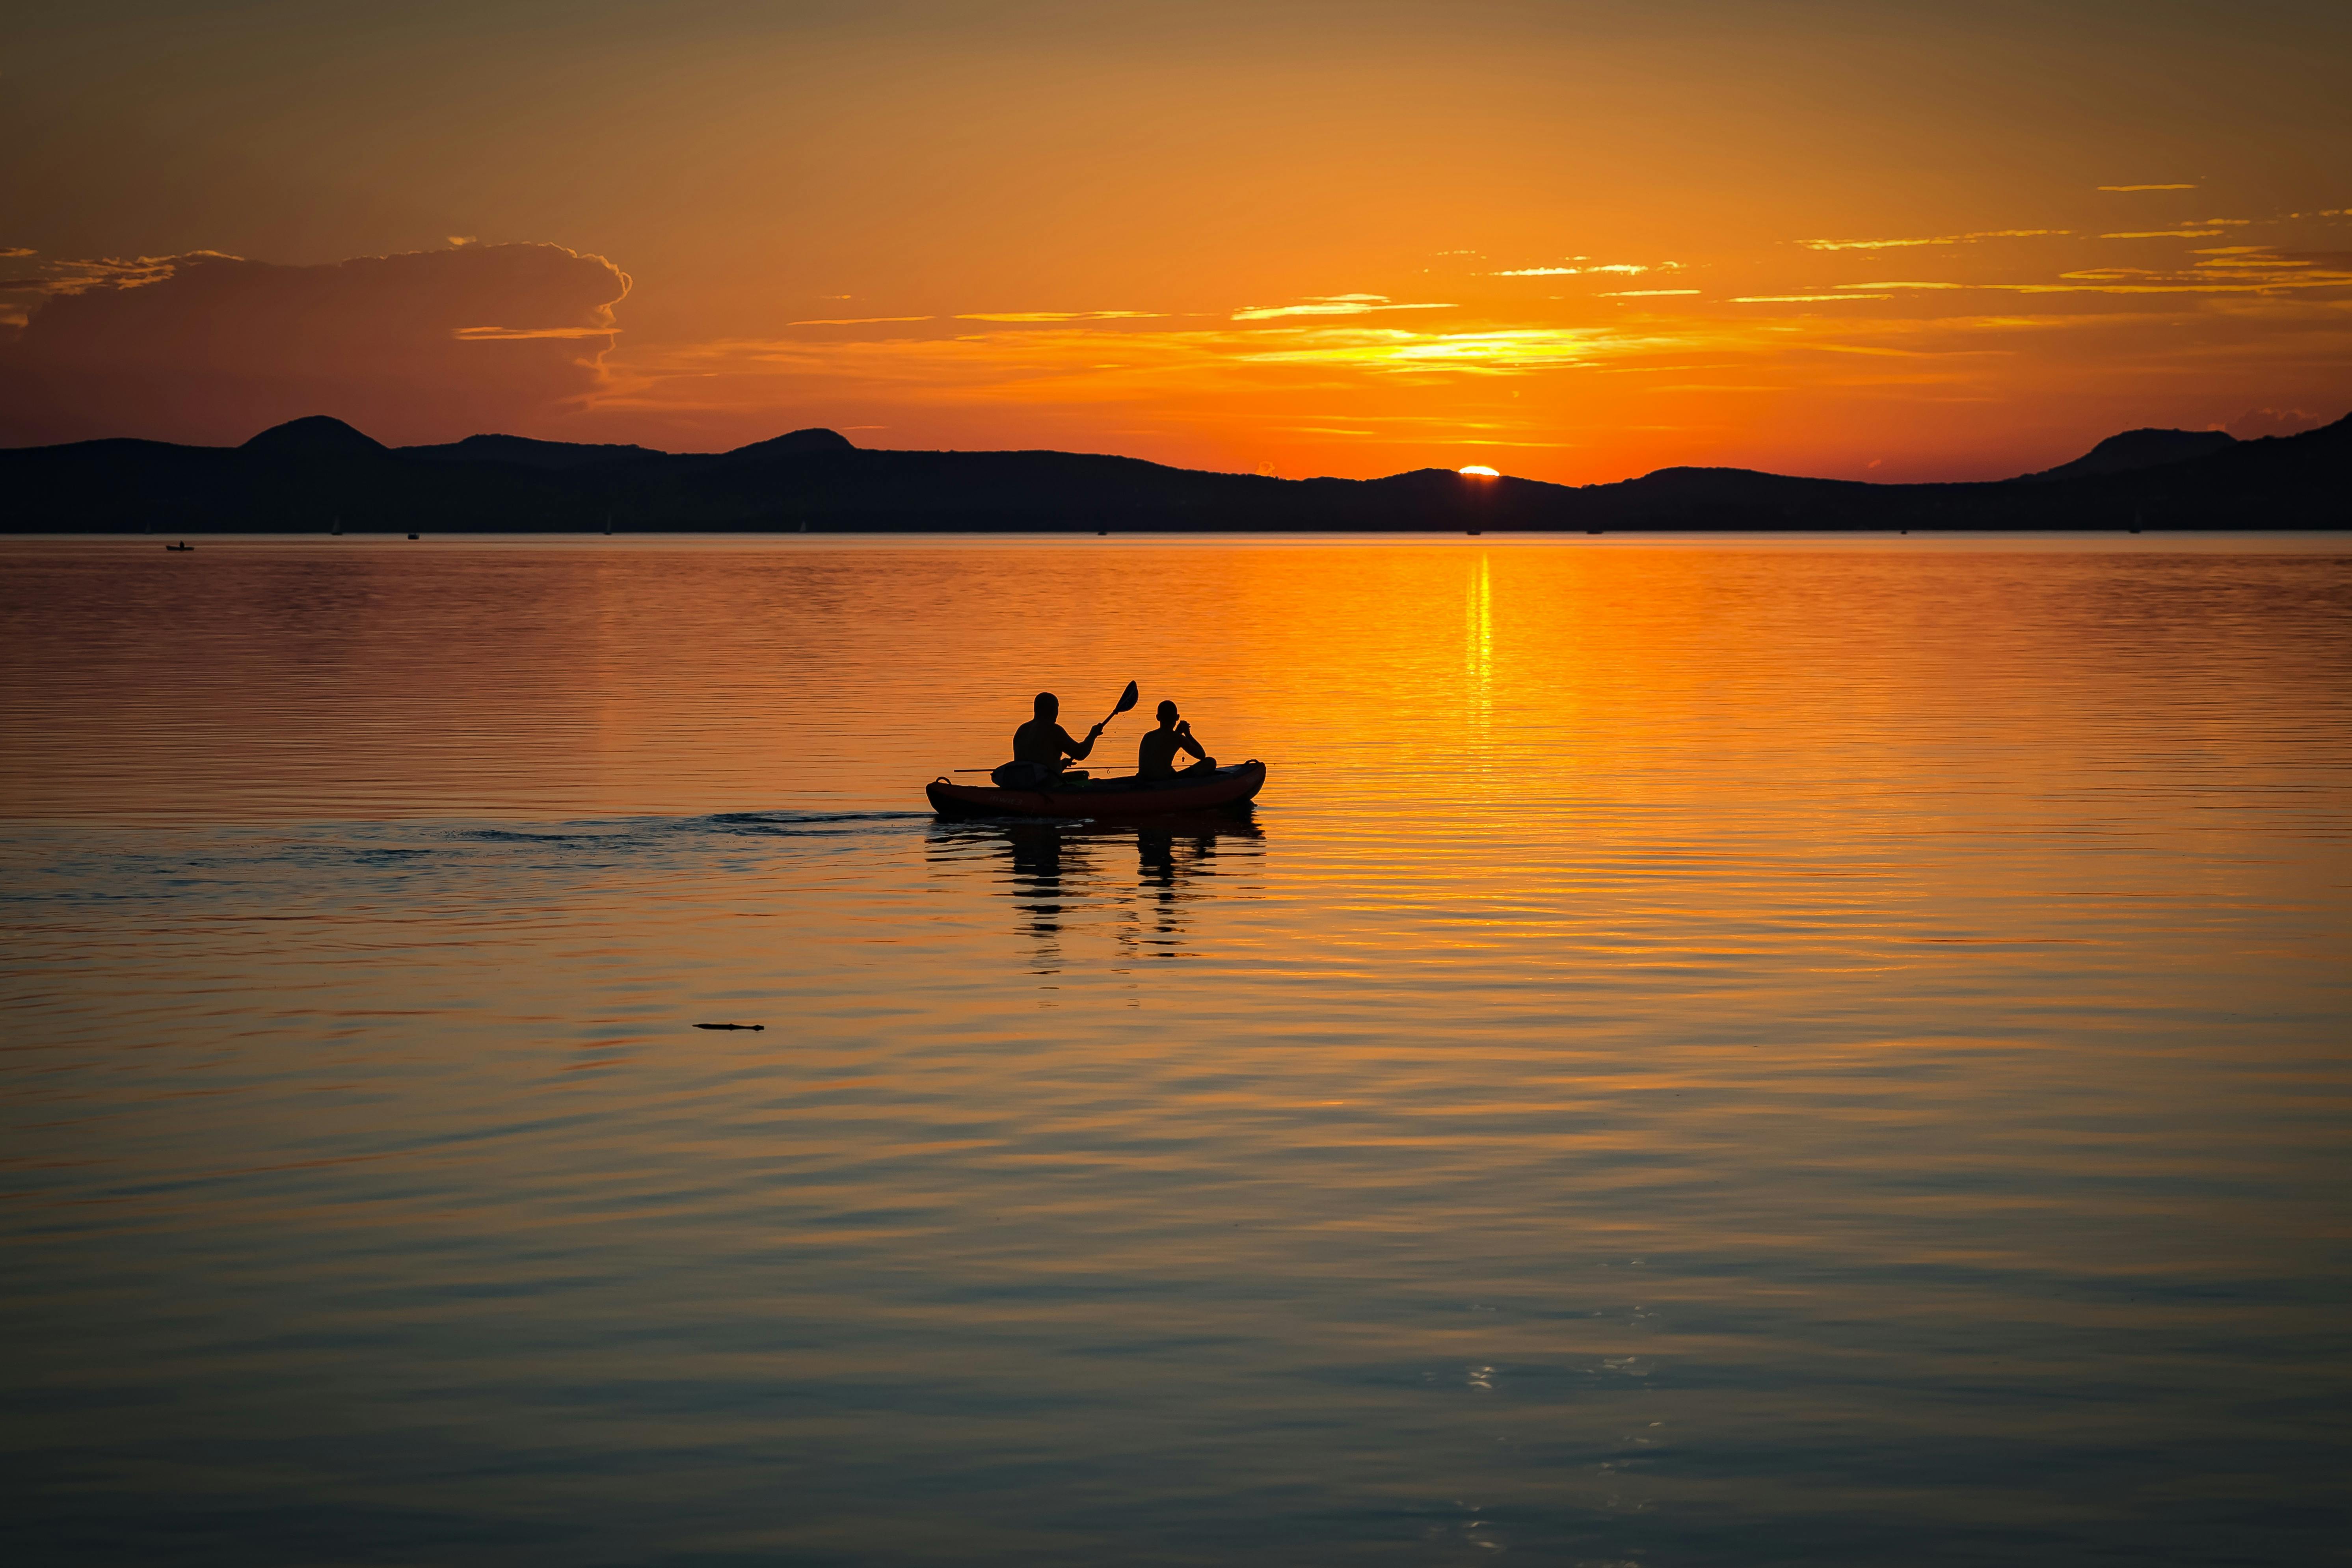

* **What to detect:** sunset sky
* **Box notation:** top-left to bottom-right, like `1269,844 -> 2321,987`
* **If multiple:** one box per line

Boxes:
4,0 -> 2348,481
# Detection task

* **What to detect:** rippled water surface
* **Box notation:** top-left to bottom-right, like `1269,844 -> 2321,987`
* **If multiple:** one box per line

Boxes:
4,535 -> 2349,1566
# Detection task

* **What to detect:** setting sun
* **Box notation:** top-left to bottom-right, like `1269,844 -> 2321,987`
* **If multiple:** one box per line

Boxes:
1458,465 -> 1500,478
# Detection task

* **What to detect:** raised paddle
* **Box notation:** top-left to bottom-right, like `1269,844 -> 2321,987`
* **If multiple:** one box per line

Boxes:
1097,679 -> 1141,733
951,681 -> 1139,771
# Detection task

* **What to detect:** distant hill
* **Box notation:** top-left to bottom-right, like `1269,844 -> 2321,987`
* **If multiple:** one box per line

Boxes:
3,413 -> 2345,532
401,433 -> 665,470
2015,427 -> 2236,483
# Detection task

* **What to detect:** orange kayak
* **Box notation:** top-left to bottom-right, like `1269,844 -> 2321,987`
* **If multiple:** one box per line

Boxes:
927,759 -> 1266,820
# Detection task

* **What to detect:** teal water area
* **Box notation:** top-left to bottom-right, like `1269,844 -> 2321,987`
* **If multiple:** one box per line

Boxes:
4,536 -> 2348,1565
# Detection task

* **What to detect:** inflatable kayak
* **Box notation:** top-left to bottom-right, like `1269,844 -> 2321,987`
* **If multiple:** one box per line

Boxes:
927,760 -> 1266,820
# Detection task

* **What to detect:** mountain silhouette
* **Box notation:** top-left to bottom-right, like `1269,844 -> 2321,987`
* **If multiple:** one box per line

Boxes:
4,413 -> 2344,532
2016,427 -> 2236,483
401,433 -> 663,470
727,427 -> 860,458
239,415 -> 389,457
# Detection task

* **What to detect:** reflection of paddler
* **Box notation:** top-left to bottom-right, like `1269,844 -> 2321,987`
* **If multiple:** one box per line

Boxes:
1137,700 -> 1216,781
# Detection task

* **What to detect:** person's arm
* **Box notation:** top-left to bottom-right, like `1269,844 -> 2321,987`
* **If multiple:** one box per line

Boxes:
1175,720 -> 1206,761
1061,723 -> 1105,761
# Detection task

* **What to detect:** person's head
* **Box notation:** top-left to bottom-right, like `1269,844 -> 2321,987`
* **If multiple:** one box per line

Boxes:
1156,699 -> 1179,727
1034,692 -> 1059,721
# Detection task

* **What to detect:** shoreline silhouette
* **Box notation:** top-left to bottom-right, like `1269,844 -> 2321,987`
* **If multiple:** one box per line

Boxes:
2,411 -> 2345,533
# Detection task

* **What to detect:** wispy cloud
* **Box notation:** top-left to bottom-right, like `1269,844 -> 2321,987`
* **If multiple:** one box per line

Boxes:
956,310 -> 1165,322
2098,183 -> 2196,192
452,325 -> 620,340
1488,262 -> 1671,277
1231,295 -> 1454,321
1601,289 -> 1701,297
2101,230 -> 2226,239
1734,293 -> 1894,303
600,319 -> 1682,417
788,314 -> 936,326
1837,281 -> 1967,290
1800,230 -> 2065,251
0,251 -> 239,295
0,246 -> 33,260
1234,324 -> 1668,371
1891,249 -> 2352,295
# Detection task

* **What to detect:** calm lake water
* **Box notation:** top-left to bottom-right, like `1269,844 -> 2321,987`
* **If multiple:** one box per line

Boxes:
4,535 -> 2348,1566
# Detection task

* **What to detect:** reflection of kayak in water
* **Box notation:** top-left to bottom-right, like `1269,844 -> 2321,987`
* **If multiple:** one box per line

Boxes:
928,760 -> 1266,820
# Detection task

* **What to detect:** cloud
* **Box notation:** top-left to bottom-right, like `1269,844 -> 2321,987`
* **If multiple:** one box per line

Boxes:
1910,247 -> 2352,294
594,318 -> 1683,425
955,310 -> 1165,322
0,243 -> 629,446
1489,262 -> 1671,277
1231,324 -> 1666,372
2101,230 -> 2226,239
2224,406 -> 2332,439
1230,295 -> 1455,321
2098,184 -> 2197,192
1809,247 -> 2352,298
788,314 -> 936,326
1601,289 -> 1701,297
1800,230 -> 2066,251
1734,294 -> 1893,302
0,247 -> 32,259
0,252 -> 233,295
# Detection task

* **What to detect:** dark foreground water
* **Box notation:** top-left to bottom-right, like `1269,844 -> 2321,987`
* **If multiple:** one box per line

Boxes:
4,536 -> 2348,1566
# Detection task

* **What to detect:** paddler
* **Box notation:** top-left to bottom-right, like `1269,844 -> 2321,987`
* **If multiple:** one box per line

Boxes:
1137,700 -> 1217,781
999,691 -> 1104,787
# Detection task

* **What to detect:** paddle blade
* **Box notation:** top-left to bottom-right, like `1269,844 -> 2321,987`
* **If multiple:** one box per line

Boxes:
1113,679 -> 1139,714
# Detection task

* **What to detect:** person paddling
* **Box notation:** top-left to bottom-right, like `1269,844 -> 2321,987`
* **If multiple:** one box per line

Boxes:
1137,700 -> 1216,781
999,692 -> 1105,787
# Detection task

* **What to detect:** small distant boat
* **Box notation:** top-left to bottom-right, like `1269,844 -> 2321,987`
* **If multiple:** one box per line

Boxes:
165,541 -> 194,551
928,760 -> 1266,820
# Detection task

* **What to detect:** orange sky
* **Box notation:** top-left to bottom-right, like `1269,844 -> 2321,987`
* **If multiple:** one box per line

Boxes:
3,0 -> 2348,481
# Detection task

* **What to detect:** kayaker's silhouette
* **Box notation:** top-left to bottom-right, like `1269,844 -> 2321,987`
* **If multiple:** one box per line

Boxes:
1137,700 -> 1217,781
997,689 -> 1112,788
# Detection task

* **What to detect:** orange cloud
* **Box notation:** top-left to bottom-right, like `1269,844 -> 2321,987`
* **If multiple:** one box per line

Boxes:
1230,295 -> 1454,321
955,310 -> 1166,322
1800,230 -> 2067,251
0,244 -> 629,446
